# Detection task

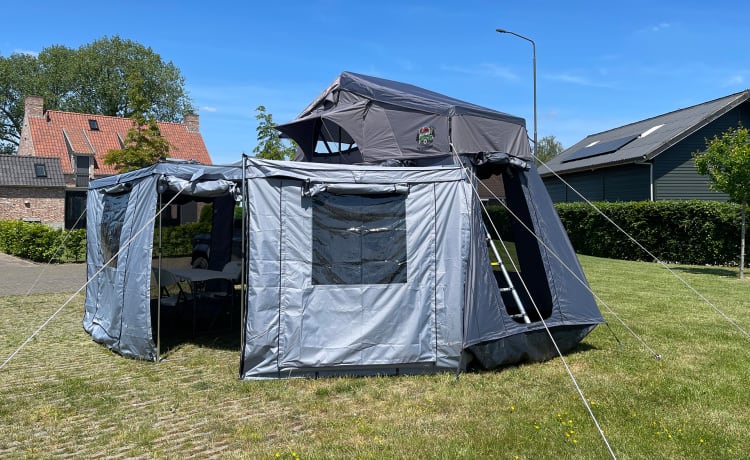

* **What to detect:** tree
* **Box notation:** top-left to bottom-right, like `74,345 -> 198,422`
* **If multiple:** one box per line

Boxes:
535,135 -> 564,164
103,73 -> 171,172
253,105 -> 297,160
693,125 -> 750,278
0,36 -> 192,154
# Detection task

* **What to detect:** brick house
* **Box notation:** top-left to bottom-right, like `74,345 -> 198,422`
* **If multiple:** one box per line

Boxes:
0,155 -> 66,227
16,96 -> 212,228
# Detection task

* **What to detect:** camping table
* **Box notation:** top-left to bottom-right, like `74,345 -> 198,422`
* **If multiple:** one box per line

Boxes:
162,267 -> 237,334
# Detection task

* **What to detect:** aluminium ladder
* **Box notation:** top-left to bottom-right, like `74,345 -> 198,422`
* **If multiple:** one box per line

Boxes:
487,233 -> 531,324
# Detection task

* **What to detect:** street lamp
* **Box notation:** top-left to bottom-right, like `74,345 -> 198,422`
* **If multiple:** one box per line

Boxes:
496,28 -> 537,157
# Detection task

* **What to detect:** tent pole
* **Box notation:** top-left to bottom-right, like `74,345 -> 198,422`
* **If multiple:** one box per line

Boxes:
157,186 -> 163,361
487,233 -> 531,324
238,154 -> 248,378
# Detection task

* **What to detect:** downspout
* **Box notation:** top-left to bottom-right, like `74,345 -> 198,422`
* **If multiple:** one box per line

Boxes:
635,157 -> 654,201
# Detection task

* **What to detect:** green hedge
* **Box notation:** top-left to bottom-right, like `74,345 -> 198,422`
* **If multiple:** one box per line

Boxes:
0,220 -> 211,263
0,221 -> 86,263
2,200 -> 745,266
486,201 -> 743,266
155,221 -> 211,257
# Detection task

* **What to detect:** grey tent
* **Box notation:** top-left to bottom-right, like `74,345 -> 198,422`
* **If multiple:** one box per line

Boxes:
83,72 -> 603,377
83,162 -> 243,360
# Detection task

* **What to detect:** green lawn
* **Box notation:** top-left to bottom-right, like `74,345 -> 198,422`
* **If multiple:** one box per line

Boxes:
1,255 -> 750,459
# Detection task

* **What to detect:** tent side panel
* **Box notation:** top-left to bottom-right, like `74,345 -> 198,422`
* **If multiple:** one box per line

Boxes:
518,165 -> 603,326
451,115 -> 532,160
241,167 -> 469,378
466,165 -> 603,369
432,179 -> 471,368
83,175 -> 158,360
241,178 -> 284,377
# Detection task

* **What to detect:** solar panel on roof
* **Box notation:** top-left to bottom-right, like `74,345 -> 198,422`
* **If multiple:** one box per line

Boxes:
562,134 -> 639,163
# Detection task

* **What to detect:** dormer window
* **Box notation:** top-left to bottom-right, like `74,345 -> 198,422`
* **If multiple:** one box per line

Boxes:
34,163 -> 47,177
88,119 -> 99,131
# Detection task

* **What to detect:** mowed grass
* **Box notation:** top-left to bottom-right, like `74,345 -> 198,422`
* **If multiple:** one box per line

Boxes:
1,255 -> 750,459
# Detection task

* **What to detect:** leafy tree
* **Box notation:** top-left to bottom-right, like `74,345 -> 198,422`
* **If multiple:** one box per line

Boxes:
535,135 -> 564,164
693,124 -> 750,278
253,105 -> 297,160
103,73 -> 171,172
0,53 -> 42,153
0,35 -> 192,154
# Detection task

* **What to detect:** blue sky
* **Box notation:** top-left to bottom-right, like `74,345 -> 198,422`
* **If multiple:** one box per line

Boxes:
3,1 -> 749,165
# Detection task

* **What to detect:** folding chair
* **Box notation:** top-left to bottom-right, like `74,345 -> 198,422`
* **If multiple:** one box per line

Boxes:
198,261 -> 242,330
152,267 -> 192,308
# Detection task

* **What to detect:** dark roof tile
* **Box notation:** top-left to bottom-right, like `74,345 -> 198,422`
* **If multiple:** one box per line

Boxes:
0,156 -> 65,187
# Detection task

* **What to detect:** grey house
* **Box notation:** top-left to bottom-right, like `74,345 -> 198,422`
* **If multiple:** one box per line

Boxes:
541,90 -> 750,202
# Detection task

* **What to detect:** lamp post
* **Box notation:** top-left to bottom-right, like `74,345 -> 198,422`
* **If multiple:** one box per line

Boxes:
496,28 -> 537,157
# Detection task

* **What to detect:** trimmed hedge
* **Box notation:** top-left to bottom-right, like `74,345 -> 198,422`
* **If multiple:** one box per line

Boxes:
0,220 -> 211,263
2,200 -> 745,266
0,221 -> 86,263
156,221 -> 211,257
485,200 -> 744,266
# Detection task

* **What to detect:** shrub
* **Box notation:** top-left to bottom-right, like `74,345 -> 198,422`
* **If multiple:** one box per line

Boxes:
0,219 -> 211,263
0,221 -> 86,263
486,201 -> 742,266
156,221 -> 211,257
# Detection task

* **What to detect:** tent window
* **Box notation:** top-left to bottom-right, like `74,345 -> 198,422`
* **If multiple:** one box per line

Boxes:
313,122 -> 358,157
100,192 -> 131,268
311,192 -> 407,285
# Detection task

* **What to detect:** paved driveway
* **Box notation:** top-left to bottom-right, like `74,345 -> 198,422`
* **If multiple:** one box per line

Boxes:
0,252 -> 87,296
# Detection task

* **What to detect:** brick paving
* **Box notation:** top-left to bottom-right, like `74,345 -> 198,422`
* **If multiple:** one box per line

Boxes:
0,252 -> 86,295
0,253 -> 267,459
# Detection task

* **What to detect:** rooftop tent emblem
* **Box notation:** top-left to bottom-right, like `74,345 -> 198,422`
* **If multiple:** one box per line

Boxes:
417,125 -> 435,148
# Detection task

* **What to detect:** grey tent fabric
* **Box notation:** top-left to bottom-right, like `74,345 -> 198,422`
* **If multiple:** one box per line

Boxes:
240,160 -> 469,378
83,163 -> 243,360
83,73 -> 603,378
276,71 -> 532,164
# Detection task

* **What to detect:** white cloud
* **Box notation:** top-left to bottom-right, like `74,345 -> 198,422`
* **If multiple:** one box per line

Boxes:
12,48 -> 38,57
544,73 -> 616,88
651,22 -> 671,32
723,75 -> 745,86
199,106 -> 217,113
440,63 -> 518,81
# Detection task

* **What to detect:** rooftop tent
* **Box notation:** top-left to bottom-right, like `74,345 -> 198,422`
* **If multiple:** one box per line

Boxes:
83,72 -> 603,377
276,71 -> 532,164
83,162 -> 242,360
262,72 -> 604,375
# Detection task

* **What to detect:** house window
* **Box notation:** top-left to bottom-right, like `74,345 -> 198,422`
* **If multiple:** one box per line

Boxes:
34,163 -> 47,177
65,190 -> 87,230
75,155 -> 90,188
88,119 -> 99,131
311,192 -> 407,285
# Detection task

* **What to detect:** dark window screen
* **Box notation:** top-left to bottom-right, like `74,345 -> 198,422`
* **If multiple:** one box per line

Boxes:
100,192 -> 131,268
312,193 -> 407,285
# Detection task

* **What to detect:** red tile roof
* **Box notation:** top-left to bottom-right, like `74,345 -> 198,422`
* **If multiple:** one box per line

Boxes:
26,111 -> 212,176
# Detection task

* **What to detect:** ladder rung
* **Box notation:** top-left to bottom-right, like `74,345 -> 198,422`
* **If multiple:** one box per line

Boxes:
499,287 -> 513,292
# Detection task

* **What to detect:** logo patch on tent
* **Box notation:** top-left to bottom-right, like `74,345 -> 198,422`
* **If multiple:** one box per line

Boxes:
417,125 -> 435,148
